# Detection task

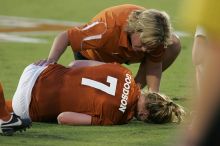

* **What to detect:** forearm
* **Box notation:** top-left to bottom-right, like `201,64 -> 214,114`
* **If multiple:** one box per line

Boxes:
48,31 -> 69,62
135,61 -> 147,88
135,59 -> 162,91
57,112 -> 92,125
146,62 -> 162,92
192,36 -> 206,66
146,72 -> 161,92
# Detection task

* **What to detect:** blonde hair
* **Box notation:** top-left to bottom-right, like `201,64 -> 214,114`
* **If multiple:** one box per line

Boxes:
126,9 -> 172,48
144,92 -> 185,124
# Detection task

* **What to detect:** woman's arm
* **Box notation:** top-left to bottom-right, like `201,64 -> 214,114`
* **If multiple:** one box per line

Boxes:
48,31 -> 69,63
35,31 -> 69,66
192,26 -> 207,66
57,112 -> 92,126
135,58 -> 162,92
145,60 -> 162,92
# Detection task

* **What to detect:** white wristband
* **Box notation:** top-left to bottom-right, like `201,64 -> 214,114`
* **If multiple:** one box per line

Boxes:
195,26 -> 206,37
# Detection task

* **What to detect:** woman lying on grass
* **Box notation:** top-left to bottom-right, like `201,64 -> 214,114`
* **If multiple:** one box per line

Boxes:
0,60 -> 185,136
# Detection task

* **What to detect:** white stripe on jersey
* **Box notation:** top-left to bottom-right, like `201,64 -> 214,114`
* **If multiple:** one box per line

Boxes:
83,34 -> 102,41
81,21 -> 100,31
80,21 -> 107,50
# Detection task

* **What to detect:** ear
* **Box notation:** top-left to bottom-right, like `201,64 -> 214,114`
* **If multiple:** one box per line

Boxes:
138,110 -> 149,121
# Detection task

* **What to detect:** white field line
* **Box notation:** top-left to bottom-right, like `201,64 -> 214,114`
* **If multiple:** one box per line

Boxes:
0,15 -> 191,43
6,31 -> 62,36
0,33 -> 47,43
0,15 -> 82,28
0,15 -> 81,43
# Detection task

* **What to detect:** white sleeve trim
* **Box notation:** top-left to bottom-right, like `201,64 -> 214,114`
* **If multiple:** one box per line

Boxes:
195,26 -> 206,37
83,35 -> 102,41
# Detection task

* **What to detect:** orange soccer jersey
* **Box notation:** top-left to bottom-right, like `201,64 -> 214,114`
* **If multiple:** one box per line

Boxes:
68,4 -> 165,63
29,63 -> 140,125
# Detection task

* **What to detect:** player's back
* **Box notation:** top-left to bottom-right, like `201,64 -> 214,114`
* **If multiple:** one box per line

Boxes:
29,63 -> 140,125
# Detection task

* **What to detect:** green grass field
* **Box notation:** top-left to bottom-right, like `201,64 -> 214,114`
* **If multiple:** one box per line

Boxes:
0,0 -> 194,145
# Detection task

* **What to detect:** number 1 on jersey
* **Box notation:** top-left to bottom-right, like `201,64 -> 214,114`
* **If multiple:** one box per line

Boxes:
81,76 -> 118,96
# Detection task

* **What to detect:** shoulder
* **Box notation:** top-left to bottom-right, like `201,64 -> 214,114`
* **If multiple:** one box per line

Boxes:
108,4 -> 145,11
93,4 -> 145,24
105,4 -> 145,19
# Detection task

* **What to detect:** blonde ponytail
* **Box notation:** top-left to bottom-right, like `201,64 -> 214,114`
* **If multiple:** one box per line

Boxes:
144,92 -> 185,124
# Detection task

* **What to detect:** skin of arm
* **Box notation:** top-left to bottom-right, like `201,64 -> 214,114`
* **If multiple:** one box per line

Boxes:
57,112 -> 92,125
135,58 -> 162,92
192,36 -> 207,66
192,35 -> 207,91
47,31 -> 69,63
34,31 -> 69,66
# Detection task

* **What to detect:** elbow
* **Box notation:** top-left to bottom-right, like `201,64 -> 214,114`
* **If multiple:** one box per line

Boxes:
171,34 -> 181,56
57,113 -> 66,125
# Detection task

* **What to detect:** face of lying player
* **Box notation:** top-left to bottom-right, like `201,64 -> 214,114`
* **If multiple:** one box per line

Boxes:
136,94 -> 149,121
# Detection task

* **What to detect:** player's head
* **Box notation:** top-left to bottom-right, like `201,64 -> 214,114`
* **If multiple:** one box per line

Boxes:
137,92 -> 185,124
126,9 -> 172,50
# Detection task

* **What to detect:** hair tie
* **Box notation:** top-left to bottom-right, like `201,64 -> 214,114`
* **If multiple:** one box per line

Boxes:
168,102 -> 173,106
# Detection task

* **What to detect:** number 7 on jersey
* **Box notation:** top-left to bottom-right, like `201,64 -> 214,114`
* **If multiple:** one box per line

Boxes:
81,76 -> 118,96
